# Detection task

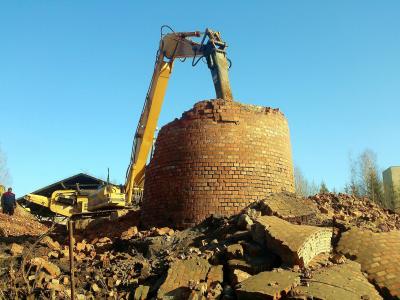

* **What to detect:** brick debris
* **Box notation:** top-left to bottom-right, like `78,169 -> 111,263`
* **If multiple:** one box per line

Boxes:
1,192 -> 398,299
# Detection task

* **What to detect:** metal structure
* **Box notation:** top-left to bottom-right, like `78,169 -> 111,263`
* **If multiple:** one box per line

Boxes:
23,27 -> 233,216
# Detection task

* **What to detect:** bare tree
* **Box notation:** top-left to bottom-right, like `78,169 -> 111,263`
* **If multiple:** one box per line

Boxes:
344,155 -> 361,197
294,166 -> 318,197
0,145 -> 10,186
346,149 -> 384,204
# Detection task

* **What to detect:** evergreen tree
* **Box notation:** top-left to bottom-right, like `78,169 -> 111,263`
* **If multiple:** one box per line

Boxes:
319,181 -> 329,194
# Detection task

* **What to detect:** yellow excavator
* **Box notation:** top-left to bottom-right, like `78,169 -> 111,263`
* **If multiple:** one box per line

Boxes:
23,27 -> 233,217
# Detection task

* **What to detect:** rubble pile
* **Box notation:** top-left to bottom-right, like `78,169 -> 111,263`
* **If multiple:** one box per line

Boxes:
0,193 -> 399,299
308,193 -> 400,232
0,205 -> 49,237
81,209 -> 141,239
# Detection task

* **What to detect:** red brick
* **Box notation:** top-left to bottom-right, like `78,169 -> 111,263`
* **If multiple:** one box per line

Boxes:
141,99 -> 294,229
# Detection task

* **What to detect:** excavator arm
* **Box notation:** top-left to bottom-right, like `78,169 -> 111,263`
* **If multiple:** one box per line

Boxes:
125,28 -> 233,204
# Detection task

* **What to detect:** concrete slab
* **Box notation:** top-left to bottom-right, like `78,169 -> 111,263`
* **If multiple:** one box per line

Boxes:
236,269 -> 300,300
297,260 -> 382,300
258,192 -> 318,224
157,257 -> 223,300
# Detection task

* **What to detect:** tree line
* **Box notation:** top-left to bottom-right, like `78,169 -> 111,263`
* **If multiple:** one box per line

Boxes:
343,149 -> 384,204
295,149 -> 399,209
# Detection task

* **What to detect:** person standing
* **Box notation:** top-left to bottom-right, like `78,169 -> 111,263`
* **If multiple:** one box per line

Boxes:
1,187 -> 16,215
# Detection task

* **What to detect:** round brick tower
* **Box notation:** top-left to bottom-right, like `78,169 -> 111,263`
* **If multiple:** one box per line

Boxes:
141,99 -> 294,229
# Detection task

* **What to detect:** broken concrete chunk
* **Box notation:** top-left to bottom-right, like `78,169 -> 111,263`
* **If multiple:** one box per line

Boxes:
226,243 -> 244,259
157,257 -> 211,299
257,192 -> 318,224
237,214 -> 253,230
47,251 -> 59,258
121,226 -> 138,240
236,269 -> 300,300
76,242 -> 86,252
210,239 -> 219,245
252,216 -> 332,267
297,260 -> 382,300
98,237 -> 112,243
230,269 -> 251,286
30,257 -> 61,278
154,227 -> 174,236
207,265 -> 223,286
9,243 -> 24,256
46,282 -> 64,292
40,236 -> 61,251
96,237 -> 113,248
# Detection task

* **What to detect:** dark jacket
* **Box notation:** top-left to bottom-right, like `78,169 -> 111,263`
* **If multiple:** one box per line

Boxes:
1,192 -> 16,207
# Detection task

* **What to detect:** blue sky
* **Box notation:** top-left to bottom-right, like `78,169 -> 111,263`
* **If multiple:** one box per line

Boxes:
1,1 -> 399,196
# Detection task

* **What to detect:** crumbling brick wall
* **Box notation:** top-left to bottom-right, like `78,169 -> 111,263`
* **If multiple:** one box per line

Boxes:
141,99 -> 294,229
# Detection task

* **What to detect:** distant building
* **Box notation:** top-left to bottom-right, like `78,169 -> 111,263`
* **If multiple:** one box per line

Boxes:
382,166 -> 400,213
